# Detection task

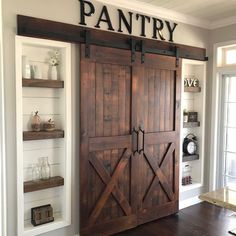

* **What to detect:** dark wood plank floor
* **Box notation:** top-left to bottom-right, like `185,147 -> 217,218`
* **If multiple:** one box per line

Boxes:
114,202 -> 236,236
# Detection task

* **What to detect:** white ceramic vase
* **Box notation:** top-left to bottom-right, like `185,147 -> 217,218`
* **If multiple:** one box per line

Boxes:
51,66 -> 58,80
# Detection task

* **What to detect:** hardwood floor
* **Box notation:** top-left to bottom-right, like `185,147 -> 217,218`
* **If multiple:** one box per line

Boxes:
114,202 -> 236,236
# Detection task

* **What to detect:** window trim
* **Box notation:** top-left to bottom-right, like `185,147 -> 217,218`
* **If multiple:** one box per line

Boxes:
211,40 -> 236,190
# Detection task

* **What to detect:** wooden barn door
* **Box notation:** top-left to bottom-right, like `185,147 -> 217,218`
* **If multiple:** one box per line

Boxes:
80,45 -> 138,236
80,45 -> 181,236
134,53 -> 181,224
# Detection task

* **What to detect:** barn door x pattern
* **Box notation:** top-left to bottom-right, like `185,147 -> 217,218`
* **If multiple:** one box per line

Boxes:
80,44 -> 181,236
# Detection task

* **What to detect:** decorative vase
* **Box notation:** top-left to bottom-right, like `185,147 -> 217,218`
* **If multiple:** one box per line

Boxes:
50,66 -> 58,80
31,111 -> 41,132
41,157 -> 51,180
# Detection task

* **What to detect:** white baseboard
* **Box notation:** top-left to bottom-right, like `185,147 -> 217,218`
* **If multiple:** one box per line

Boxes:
179,196 -> 202,210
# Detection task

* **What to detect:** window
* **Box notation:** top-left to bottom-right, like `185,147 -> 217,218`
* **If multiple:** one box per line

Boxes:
219,75 -> 236,188
226,50 -> 236,65
217,46 -> 236,67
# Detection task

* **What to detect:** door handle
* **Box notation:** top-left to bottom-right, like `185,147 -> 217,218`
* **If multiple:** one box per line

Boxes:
139,126 -> 145,154
132,127 -> 139,154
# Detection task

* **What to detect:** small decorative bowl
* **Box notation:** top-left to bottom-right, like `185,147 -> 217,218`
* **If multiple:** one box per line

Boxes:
43,119 -> 55,131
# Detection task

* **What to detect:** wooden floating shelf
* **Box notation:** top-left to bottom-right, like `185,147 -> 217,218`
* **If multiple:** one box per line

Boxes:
183,154 -> 199,162
184,87 -> 201,92
23,130 -> 64,141
24,176 -> 64,193
22,78 -> 64,88
183,121 -> 200,128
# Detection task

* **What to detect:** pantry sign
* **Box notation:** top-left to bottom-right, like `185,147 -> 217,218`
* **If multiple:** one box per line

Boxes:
78,0 -> 178,42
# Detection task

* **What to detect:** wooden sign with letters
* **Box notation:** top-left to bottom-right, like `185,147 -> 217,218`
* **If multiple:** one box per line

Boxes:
31,204 -> 54,226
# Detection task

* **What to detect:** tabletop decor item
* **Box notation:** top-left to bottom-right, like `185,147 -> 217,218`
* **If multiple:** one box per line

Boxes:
22,55 -> 31,79
32,163 -> 41,181
41,157 -> 51,180
43,119 -> 55,131
31,64 -> 42,79
31,204 -> 54,226
188,112 -> 198,122
183,133 -> 198,155
49,50 -> 60,80
182,164 -> 192,185
183,109 -> 188,122
184,75 -> 200,87
31,111 -> 41,132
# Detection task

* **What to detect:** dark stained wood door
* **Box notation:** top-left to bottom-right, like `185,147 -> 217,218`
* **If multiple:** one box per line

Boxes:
80,45 -> 138,236
80,45 -> 181,236
134,54 -> 181,224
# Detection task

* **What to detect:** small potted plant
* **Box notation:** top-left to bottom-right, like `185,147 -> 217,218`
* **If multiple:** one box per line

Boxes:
49,50 -> 60,80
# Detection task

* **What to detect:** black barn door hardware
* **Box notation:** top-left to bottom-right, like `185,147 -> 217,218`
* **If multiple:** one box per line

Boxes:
141,40 -> 145,64
175,46 -> 179,67
132,127 -> 139,154
84,30 -> 91,58
138,127 -> 145,154
17,15 -> 208,61
130,39 -> 136,63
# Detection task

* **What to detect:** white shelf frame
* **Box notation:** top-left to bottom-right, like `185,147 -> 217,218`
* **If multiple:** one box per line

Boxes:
180,59 -> 206,195
15,36 -> 72,236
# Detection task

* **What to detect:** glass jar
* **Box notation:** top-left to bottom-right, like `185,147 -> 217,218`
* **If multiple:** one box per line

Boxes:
41,157 -> 51,180
182,164 -> 192,185
32,163 -> 41,181
183,109 -> 188,122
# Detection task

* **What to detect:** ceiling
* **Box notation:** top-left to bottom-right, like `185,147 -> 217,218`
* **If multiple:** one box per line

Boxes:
135,0 -> 236,22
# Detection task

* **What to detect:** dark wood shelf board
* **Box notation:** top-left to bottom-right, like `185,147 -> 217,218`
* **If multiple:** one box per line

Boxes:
183,154 -> 199,162
24,176 -> 64,193
23,130 -> 64,141
183,122 -> 200,128
22,78 -> 64,88
184,87 -> 201,92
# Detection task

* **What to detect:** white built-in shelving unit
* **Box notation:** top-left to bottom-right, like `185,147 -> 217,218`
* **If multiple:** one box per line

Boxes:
180,59 -> 206,195
15,36 -> 72,236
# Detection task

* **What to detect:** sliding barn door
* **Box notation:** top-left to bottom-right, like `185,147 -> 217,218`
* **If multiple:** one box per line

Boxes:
80,45 -> 181,236
80,45 -> 137,236
134,54 -> 181,224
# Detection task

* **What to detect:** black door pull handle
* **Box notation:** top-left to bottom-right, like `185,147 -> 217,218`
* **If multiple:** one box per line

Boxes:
139,127 -> 145,154
132,127 -> 139,154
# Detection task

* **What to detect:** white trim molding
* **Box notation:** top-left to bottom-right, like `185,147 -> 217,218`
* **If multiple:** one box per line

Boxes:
209,15 -> 236,30
179,197 -> 202,210
210,40 -> 236,191
97,0 -> 236,30
0,0 -> 6,233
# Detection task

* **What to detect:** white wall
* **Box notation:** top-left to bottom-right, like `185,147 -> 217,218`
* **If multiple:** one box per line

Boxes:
2,0 -> 209,235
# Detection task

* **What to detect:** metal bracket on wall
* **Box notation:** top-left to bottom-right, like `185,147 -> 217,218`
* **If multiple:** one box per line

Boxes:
141,40 -> 145,64
84,30 -> 91,58
175,46 -> 179,67
130,39 -> 136,63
